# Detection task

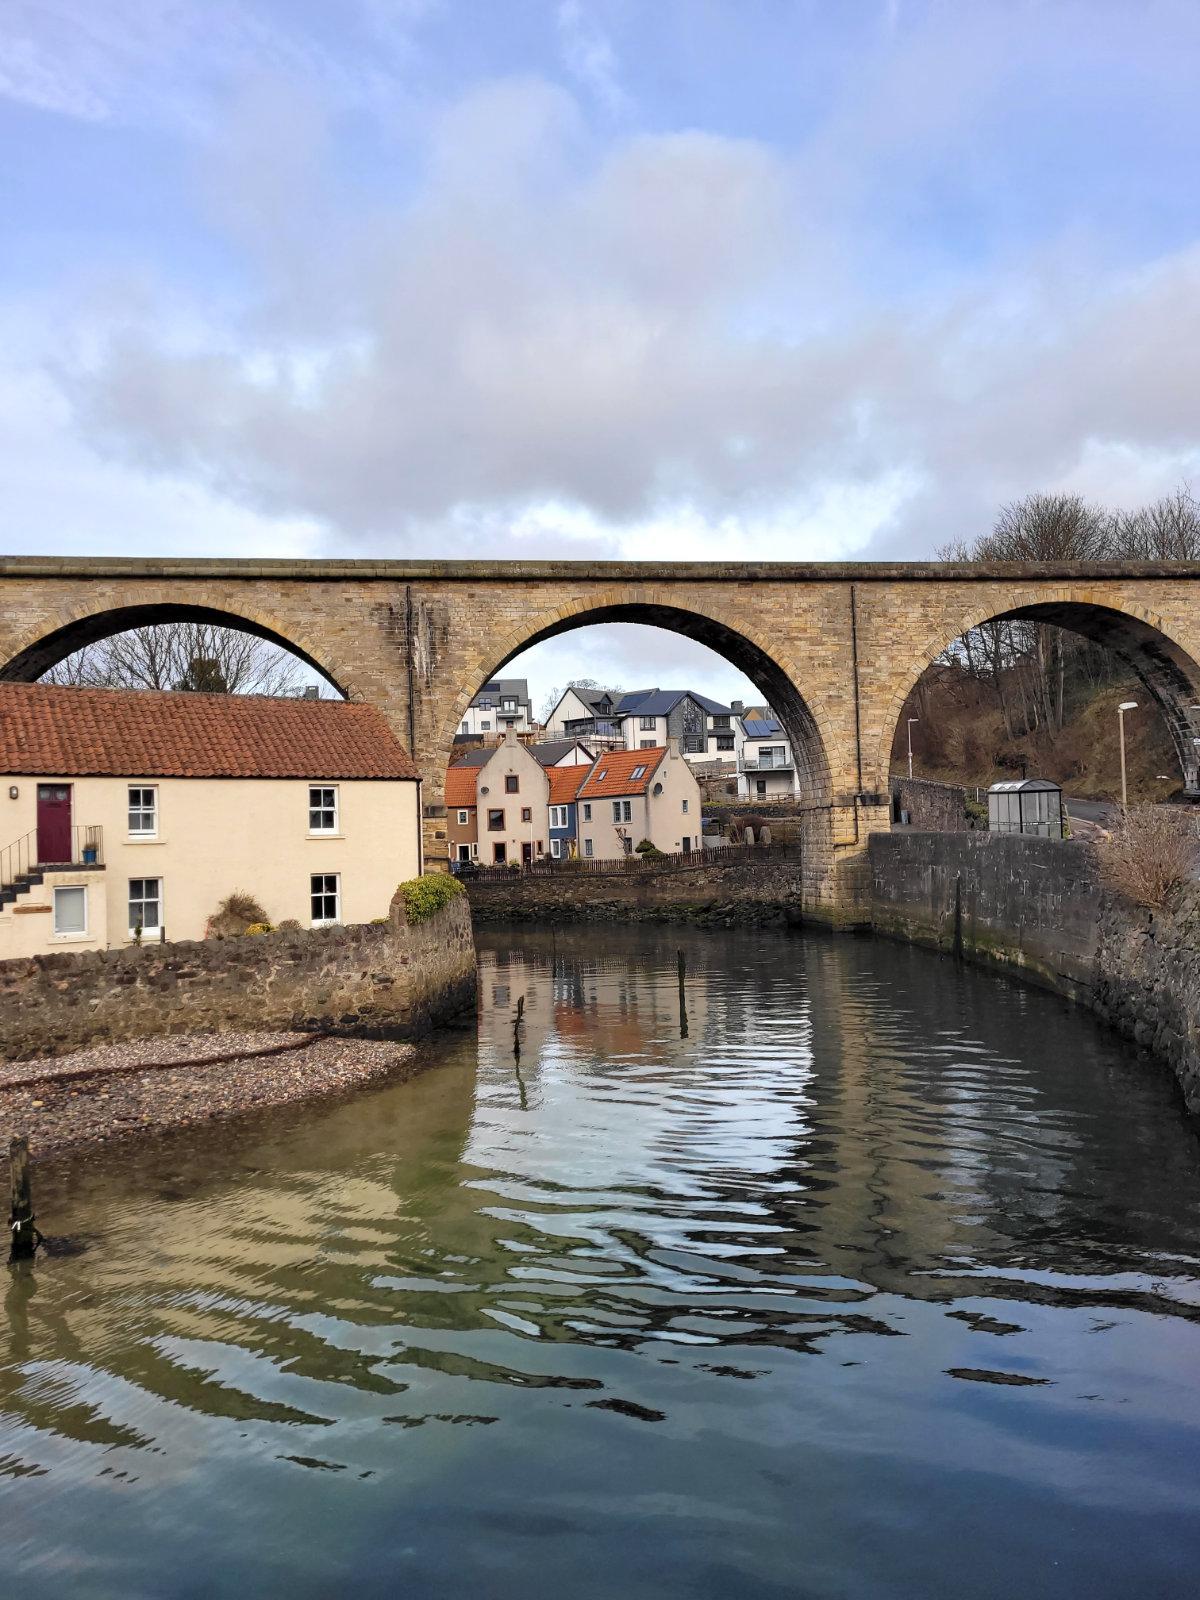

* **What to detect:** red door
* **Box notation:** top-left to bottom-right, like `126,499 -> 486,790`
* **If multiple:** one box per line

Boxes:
37,785 -> 72,864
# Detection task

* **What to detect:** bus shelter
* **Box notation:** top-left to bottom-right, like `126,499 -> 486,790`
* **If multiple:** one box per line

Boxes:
987,778 -> 1064,838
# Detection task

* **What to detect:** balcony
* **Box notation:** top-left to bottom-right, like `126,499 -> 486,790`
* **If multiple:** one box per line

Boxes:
738,755 -> 794,773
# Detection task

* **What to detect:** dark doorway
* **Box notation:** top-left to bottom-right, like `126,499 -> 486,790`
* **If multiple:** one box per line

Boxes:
522,842 -> 533,864
37,784 -> 72,863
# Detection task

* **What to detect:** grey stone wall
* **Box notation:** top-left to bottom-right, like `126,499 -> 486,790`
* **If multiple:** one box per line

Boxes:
0,890 -> 476,1061
867,830 -> 1200,1110
467,853 -> 813,928
889,776 -> 969,830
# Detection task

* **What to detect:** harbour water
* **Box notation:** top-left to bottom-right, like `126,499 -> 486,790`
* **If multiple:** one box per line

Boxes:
3,924 -> 1199,1598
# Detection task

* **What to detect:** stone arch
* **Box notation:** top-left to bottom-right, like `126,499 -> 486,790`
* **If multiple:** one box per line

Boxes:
0,595 -> 354,700
433,591 -> 838,807
878,589 -> 1200,796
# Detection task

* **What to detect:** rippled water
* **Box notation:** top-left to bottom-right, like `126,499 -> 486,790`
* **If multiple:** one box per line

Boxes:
3,925 -> 1200,1599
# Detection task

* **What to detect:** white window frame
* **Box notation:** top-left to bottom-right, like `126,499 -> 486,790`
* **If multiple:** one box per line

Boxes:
127,784 -> 158,839
53,884 -> 88,939
128,877 -> 162,939
308,785 -> 339,835
582,803 -> 592,821
550,838 -> 562,858
583,838 -> 594,858
631,765 -> 646,780
457,809 -> 470,825
310,872 -> 341,926
549,804 -> 568,828
639,715 -> 656,730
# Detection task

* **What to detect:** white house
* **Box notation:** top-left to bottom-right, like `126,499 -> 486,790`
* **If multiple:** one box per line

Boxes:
737,716 -> 798,799
458,677 -> 533,739
0,682 -> 424,959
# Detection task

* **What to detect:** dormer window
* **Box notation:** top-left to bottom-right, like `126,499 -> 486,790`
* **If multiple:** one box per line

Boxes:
631,765 -> 646,780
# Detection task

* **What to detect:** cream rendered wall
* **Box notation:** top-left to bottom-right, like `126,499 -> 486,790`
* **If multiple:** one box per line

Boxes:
475,736 -> 550,864
0,773 -> 421,954
543,689 -> 599,738
624,713 -> 667,750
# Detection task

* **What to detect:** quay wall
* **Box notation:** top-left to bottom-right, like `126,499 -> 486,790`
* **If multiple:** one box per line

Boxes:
0,888 -> 476,1062
867,831 -> 1200,1110
466,852 -> 811,927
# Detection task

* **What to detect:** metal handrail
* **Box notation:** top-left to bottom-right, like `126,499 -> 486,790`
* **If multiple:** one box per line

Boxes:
0,824 -> 104,887
459,840 -> 800,882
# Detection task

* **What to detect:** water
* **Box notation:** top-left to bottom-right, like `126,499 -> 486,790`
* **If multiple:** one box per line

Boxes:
3,925 -> 1200,1600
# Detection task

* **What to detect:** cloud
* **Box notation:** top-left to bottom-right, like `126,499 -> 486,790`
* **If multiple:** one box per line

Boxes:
556,1 -> 627,115
7,3 -> 1200,566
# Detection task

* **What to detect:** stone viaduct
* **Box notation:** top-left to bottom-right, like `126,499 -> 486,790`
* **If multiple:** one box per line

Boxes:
2,556 -> 1198,922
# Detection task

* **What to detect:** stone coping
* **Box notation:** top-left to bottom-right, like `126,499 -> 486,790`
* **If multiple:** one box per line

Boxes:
2,556 -> 1199,583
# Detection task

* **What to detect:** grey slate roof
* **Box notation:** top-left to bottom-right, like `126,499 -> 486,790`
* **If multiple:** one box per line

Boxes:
742,718 -> 785,740
615,688 -> 733,717
470,677 -> 530,709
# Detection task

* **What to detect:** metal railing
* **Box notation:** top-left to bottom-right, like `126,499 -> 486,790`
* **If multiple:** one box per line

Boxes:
738,756 -> 795,773
460,840 -> 800,882
0,825 -> 104,888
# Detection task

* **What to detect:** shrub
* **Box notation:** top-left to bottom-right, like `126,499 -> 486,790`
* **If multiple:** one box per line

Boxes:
397,872 -> 465,925
1093,805 -> 1200,909
244,921 -> 274,936
207,891 -> 270,938
635,838 -> 664,858
277,918 -> 301,931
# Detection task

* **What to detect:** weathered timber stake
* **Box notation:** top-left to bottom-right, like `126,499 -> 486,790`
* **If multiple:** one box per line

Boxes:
9,1136 -> 38,1261
513,995 -> 525,1058
677,950 -> 689,1040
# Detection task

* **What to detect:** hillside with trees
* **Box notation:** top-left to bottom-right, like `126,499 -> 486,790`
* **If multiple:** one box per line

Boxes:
892,490 -> 1199,801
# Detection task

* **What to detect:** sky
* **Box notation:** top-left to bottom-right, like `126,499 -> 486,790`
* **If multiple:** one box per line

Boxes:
3,0 -> 1199,704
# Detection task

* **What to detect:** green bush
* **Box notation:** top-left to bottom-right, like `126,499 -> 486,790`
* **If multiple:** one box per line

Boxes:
397,872 -> 465,925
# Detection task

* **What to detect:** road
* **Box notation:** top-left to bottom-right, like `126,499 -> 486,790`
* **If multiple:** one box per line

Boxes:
1064,796 -> 1118,828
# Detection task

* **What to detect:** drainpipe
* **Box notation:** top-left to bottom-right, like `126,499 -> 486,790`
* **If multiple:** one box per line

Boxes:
847,583 -> 864,845
416,777 -> 425,877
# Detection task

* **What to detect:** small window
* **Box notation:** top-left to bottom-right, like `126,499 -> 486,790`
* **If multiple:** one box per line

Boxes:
640,739 -> 655,749
457,809 -> 469,825
682,798 -> 689,813
639,716 -> 655,730
583,838 -> 594,857
550,838 -> 561,858
309,786 -> 338,833
596,769 -> 607,781
683,736 -> 704,753
713,715 -> 730,730
488,808 -> 505,831
461,721 -> 469,732
128,786 -> 157,836
521,806 -> 532,822
631,765 -> 646,780
53,885 -> 86,936
129,877 -> 161,937
502,697 -> 517,710
310,872 -> 340,925
481,719 -> 491,730
582,803 -> 592,821
505,775 -> 519,793
716,735 -> 735,751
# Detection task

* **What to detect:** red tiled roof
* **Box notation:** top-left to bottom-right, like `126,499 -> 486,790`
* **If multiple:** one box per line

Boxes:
0,682 -> 420,779
444,765 -> 479,807
576,746 -> 667,799
547,764 -> 589,803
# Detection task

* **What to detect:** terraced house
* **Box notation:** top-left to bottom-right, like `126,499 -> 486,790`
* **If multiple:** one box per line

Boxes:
0,682 -> 423,958
575,745 -> 702,860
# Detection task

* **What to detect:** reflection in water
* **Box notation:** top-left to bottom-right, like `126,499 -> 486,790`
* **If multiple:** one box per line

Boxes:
2,925 -> 1200,1600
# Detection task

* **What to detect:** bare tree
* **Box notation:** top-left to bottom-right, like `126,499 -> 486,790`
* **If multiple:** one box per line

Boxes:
1115,486 -> 1200,559
41,622 -> 324,697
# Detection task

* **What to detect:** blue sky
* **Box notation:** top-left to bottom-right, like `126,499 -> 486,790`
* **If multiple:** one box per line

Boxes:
2,1 -> 1199,697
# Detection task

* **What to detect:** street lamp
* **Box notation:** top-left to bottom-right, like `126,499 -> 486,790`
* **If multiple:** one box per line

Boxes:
1117,701 -> 1138,811
907,717 -> 919,781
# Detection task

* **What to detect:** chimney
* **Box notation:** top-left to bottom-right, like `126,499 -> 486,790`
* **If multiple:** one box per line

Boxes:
303,685 -> 319,700
504,725 -> 519,746
731,700 -> 744,715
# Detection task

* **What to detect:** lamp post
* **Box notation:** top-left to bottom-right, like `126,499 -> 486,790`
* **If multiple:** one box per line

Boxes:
907,717 -> 919,781
1117,701 -> 1138,811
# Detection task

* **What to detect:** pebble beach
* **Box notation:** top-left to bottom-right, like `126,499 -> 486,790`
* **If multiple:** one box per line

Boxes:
0,1030 -> 422,1160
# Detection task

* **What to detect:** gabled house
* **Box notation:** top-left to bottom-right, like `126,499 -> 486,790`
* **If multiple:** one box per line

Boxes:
615,689 -> 744,767
458,677 -> 533,739
0,682 -> 423,958
547,765 -> 589,858
575,743 -> 702,860
446,729 -> 549,865
541,686 -> 626,747
738,717 -> 798,798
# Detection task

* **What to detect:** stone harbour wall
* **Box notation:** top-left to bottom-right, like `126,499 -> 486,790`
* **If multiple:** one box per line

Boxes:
868,830 -> 1200,1111
467,852 -> 813,928
0,889 -> 476,1062
889,776 -> 969,831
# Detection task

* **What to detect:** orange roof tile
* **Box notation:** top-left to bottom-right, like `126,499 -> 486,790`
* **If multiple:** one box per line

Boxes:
577,746 -> 667,799
547,764 -> 589,804
444,765 -> 479,807
0,682 -> 420,780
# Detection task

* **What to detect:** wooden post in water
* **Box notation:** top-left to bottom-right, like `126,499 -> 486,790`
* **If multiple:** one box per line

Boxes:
9,1136 -> 37,1261
513,995 -> 525,1058
677,949 -> 689,1040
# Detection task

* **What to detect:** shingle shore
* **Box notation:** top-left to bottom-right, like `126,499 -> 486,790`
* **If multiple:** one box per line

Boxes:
0,1031 -> 419,1159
